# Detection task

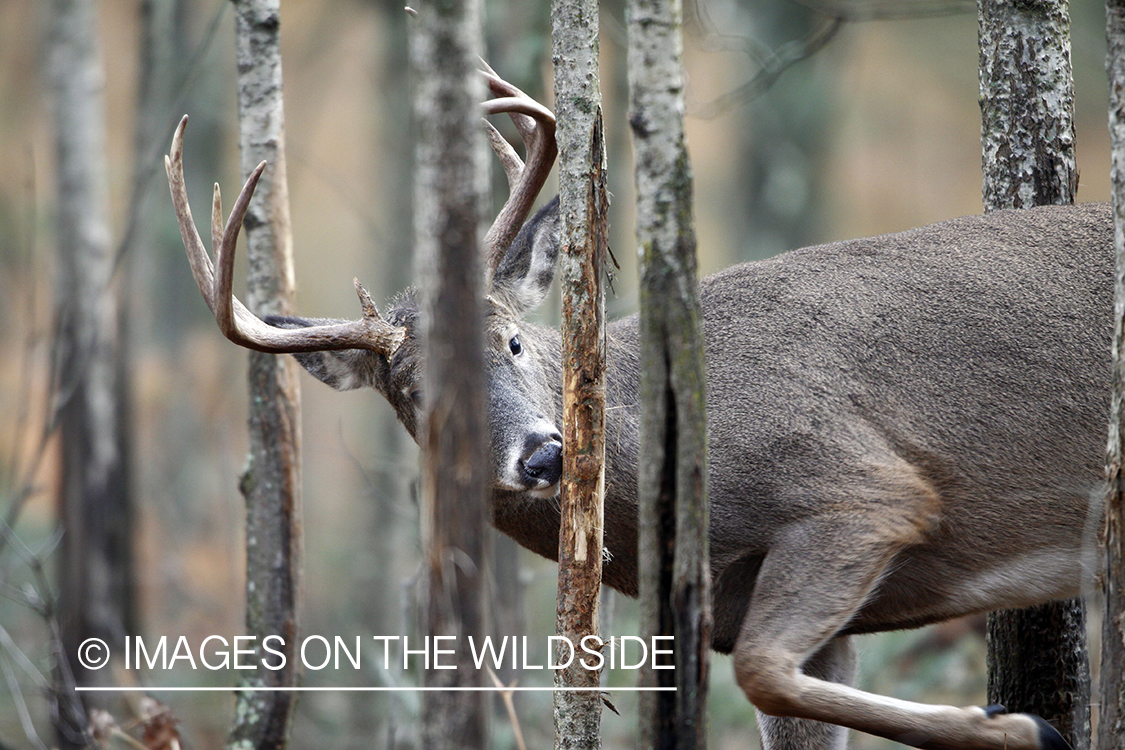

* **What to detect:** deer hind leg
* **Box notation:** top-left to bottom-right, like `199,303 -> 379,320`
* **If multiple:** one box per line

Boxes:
733,511 -> 1068,750
756,636 -> 856,750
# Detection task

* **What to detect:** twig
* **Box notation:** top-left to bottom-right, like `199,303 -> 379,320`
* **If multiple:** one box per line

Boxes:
793,0 -> 973,21
486,667 -> 527,750
0,647 -> 50,750
0,623 -> 50,690
688,12 -> 844,119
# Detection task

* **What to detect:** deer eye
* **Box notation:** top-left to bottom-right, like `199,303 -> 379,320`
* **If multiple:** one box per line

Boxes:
509,335 -> 522,356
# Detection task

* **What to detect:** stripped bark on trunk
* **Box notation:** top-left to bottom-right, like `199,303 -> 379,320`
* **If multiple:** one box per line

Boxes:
628,0 -> 711,745
551,0 -> 609,745
977,2 -> 1089,748
226,0 -> 303,747
410,0 -> 491,746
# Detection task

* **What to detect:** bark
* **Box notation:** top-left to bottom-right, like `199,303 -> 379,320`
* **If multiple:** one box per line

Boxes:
985,607 -> 1089,746
1102,4 -> 1125,748
977,2 -> 1089,748
978,0 -> 1077,209
410,0 -> 491,747
492,531 -> 525,687
47,0 -> 135,744
551,0 -> 609,745
226,1 -> 303,748
121,0 -> 176,272
627,0 -> 711,746
353,9 -> 415,739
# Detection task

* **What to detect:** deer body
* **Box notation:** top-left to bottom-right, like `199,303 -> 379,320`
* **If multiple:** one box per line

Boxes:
489,201 -> 1107,648
696,202 -> 1107,646
392,199 -> 1107,750
168,78 -> 1109,748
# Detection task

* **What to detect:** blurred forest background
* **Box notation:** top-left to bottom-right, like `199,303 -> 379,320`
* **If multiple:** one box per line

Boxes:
0,0 -> 1112,747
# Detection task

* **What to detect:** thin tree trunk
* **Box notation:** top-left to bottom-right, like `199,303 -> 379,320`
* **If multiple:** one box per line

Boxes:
551,0 -> 609,745
1101,4 -> 1125,748
410,0 -> 491,747
352,8 -> 416,739
628,0 -> 711,746
492,531 -> 525,688
977,2 -> 1089,748
121,0 -> 175,275
225,1 -> 303,747
978,0 -> 1077,210
47,0 -> 134,744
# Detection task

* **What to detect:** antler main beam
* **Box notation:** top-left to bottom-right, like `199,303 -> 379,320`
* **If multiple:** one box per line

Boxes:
166,67 -> 556,355
480,63 -> 558,276
165,115 -> 406,356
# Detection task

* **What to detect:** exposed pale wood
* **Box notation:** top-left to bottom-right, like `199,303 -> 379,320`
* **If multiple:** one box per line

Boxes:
551,0 -> 608,744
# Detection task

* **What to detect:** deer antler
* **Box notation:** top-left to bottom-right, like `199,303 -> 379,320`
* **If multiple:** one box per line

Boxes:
166,68 -> 554,355
165,115 -> 407,356
479,62 -> 558,277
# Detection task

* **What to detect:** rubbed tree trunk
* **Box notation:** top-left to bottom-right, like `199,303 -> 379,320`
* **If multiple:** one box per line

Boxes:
225,0 -> 303,748
977,2 -> 1089,748
551,0 -> 609,745
47,0 -> 135,744
410,0 -> 491,747
1102,4 -> 1125,748
628,0 -> 711,746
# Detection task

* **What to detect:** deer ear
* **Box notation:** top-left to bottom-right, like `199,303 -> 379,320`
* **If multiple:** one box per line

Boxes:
264,316 -> 384,391
491,196 -> 559,314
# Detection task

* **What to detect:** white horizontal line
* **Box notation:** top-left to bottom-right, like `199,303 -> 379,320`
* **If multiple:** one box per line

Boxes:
76,686 -> 676,693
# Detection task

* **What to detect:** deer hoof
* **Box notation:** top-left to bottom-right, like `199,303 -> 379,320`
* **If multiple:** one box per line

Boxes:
1027,715 -> 1069,750
977,706 -> 1071,750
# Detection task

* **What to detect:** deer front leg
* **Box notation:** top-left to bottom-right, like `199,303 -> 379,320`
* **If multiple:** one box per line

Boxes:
756,637 -> 856,750
733,513 -> 1069,750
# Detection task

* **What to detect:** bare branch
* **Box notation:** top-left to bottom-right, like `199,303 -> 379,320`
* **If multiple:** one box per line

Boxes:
687,13 -> 843,119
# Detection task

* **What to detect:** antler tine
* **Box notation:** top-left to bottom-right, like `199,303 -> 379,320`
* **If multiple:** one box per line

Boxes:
479,71 -> 557,277
481,70 -> 545,149
210,162 -> 266,338
478,60 -> 526,189
484,119 -> 525,192
166,116 -> 406,357
167,116 -> 217,313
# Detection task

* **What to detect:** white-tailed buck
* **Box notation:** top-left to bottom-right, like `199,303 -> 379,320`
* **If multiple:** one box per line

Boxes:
167,70 -> 1107,750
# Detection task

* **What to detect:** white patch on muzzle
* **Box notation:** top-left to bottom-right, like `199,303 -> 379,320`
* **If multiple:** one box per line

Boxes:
497,419 -> 562,498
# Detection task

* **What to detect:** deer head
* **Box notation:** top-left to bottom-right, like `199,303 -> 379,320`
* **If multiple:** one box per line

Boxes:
166,66 -> 564,494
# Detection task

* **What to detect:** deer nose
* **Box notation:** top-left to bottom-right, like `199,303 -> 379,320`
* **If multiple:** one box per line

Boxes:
520,433 -> 563,487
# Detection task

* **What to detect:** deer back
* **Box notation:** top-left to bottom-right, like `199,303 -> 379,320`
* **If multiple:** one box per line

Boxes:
690,201 -> 1111,648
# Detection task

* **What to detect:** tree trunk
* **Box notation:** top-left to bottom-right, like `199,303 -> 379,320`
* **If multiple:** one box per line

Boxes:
1101,4 -> 1125,748
978,0 -> 1077,210
628,0 -> 711,746
977,2 -> 1089,748
410,0 -> 491,747
225,1 -> 303,747
551,0 -> 609,745
47,0 -> 135,744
